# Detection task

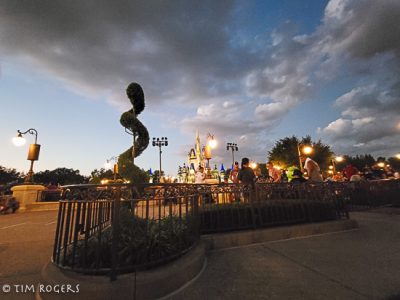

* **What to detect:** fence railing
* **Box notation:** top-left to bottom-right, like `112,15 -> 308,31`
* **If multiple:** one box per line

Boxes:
196,182 -> 349,233
38,189 -> 62,202
340,180 -> 400,209
52,180 -> 400,279
53,184 -> 200,280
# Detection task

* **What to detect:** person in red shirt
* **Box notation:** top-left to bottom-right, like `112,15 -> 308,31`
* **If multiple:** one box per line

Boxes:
343,164 -> 359,180
230,161 -> 240,183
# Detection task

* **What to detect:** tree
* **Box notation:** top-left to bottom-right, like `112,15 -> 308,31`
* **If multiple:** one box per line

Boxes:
151,170 -> 164,183
268,136 -> 334,171
118,154 -> 149,184
117,82 -> 150,184
0,166 -> 22,184
119,83 -> 149,165
89,168 -> 114,184
388,157 -> 400,171
34,168 -> 87,185
343,154 -> 375,170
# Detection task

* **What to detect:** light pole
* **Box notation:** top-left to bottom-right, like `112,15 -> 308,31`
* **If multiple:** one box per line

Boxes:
152,137 -> 168,181
13,128 -> 40,183
226,142 -> 238,168
297,143 -> 313,172
331,156 -> 344,174
105,156 -> 119,181
203,133 -> 217,177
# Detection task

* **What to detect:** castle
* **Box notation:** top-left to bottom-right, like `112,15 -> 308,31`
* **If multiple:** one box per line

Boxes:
177,131 -> 222,183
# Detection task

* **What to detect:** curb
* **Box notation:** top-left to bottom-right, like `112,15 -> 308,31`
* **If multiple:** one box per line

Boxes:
25,202 -> 59,212
37,242 -> 206,300
201,219 -> 358,251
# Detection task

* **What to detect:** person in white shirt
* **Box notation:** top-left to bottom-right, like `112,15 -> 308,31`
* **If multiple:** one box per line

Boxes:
195,166 -> 206,184
301,156 -> 323,182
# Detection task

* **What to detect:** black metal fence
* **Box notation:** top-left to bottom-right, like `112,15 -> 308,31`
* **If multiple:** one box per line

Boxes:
52,180 -> 400,279
53,184 -> 200,280
342,180 -> 400,209
197,182 -> 349,233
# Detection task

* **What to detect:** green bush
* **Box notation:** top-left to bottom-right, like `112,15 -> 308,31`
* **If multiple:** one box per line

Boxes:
199,199 -> 339,234
66,208 -> 195,270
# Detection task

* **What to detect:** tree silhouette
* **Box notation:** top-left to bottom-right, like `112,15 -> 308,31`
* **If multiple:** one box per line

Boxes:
268,135 -> 333,170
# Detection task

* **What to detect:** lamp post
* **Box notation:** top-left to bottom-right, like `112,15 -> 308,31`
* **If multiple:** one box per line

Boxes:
297,143 -> 313,172
105,156 -> 119,181
226,142 -> 238,168
13,128 -> 40,183
331,156 -> 344,174
203,133 -> 217,177
152,137 -> 168,181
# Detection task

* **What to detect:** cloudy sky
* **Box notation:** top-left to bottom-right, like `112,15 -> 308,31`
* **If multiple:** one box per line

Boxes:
1,0 -> 399,176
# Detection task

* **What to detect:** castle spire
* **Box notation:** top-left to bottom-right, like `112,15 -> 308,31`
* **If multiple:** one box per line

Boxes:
195,130 -> 202,167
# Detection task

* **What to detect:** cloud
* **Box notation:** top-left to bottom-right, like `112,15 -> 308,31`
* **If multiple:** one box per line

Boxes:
314,0 -> 400,157
181,101 -> 271,163
1,0 -> 400,162
0,0 -> 251,108
322,0 -> 400,59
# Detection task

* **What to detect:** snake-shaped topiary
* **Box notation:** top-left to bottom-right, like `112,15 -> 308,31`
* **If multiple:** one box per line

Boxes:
119,82 -> 149,162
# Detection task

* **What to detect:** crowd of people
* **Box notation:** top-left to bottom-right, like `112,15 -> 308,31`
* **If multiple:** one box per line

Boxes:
195,156 -> 399,187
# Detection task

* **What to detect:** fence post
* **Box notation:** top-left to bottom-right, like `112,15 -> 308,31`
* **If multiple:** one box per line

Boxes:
110,186 -> 121,281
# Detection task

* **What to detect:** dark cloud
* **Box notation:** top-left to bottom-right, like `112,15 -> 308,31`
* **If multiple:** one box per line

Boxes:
317,0 -> 400,157
322,0 -> 400,59
0,0 -> 256,108
1,0 -> 400,160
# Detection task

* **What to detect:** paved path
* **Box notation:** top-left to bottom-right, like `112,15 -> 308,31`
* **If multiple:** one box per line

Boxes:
1,210 -> 400,299
170,210 -> 400,300
0,211 -> 58,300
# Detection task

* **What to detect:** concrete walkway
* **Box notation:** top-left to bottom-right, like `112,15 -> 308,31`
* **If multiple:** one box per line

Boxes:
1,210 -> 399,299
169,211 -> 400,300
0,211 -> 57,300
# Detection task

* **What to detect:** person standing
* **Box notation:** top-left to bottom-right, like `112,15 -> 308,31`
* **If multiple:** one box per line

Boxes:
230,161 -> 240,183
266,161 -> 281,183
237,158 -> 256,189
343,164 -> 359,181
195,166 -> 206,184
301,155 -> 323,182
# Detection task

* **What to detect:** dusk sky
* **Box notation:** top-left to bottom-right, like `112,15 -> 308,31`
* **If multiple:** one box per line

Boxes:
1,0 -> 399,177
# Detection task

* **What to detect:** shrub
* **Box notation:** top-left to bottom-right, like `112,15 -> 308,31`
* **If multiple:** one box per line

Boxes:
199,199 -> 339,234
65,207 -> 196,271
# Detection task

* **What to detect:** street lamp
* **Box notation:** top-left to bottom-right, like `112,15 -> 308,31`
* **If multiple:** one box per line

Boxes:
152,137 -> 168,181
297,143 -> 313,172
377,162 -> 385,168
396,153 -> 400,160
105,156 -> 119,181
203,133 -> 217,171
207,133 -> 217,149
13,128 -> 40,183
226,142 -> 239,168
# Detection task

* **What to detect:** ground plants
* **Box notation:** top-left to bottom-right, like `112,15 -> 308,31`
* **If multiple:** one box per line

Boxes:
65,208 -> 196,271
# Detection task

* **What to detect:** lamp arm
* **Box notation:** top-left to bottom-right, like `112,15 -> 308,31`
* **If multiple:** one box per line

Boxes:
18,128 -> 38,144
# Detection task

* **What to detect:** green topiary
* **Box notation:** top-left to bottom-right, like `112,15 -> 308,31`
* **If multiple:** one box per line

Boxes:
119,83 -> 150,183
